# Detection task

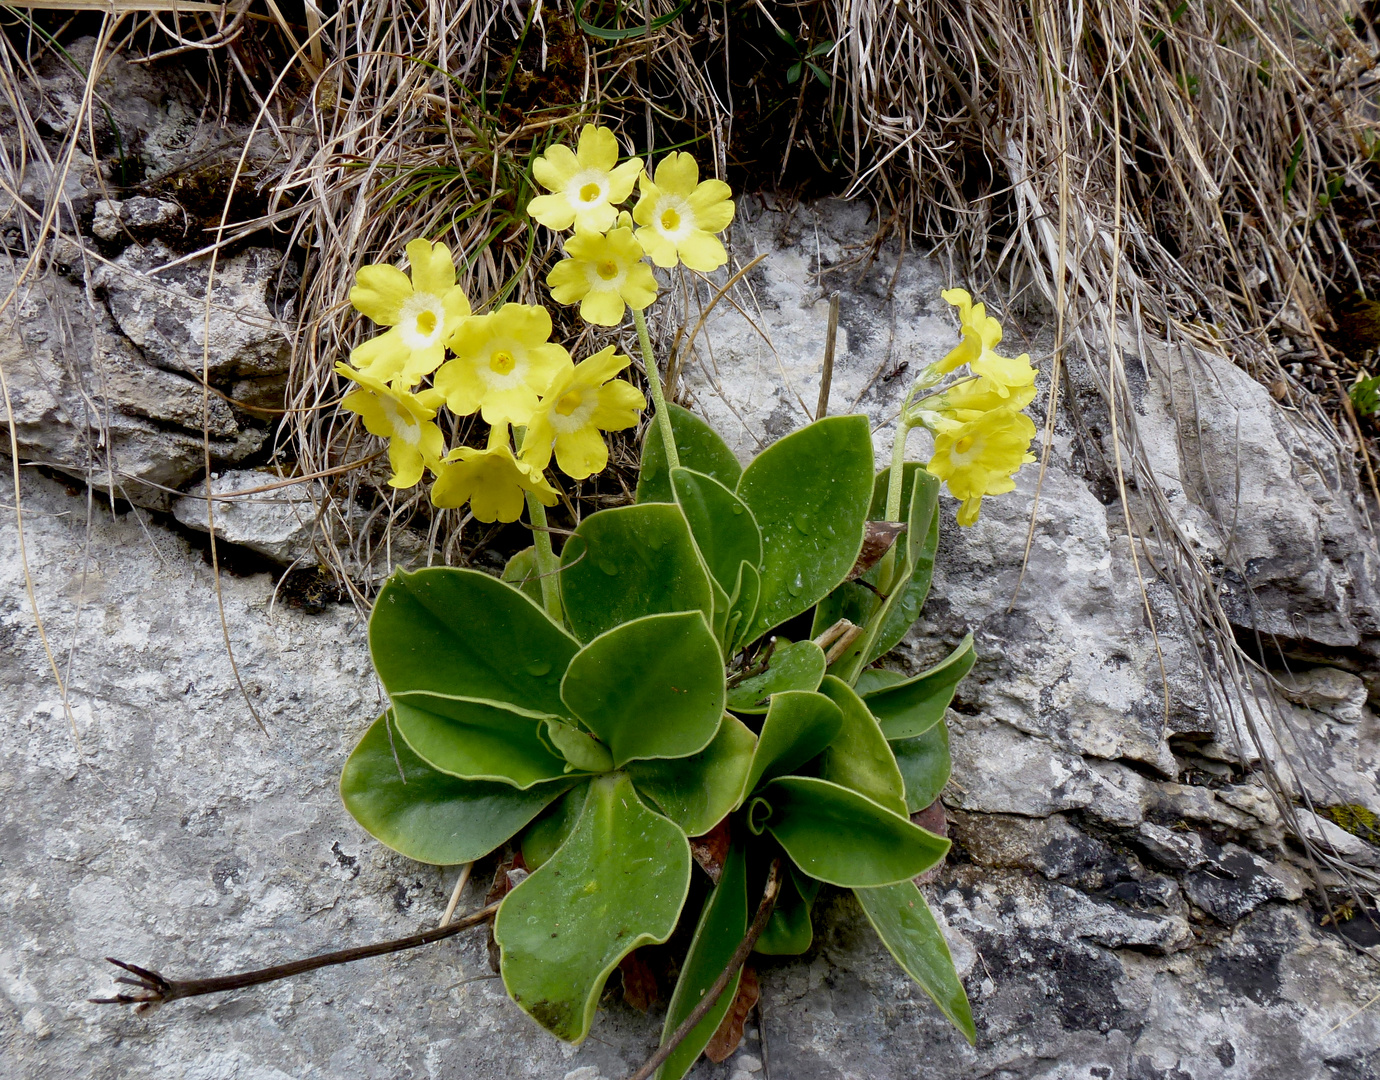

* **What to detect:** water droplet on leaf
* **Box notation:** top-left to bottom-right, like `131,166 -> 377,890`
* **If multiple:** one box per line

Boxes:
526,659 -> 552,677
599,559 -> 620,576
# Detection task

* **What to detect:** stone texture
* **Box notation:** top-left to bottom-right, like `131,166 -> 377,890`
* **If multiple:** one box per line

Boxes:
97,241 -> 293,381
173,470 -> 332,567
0,262 -> 264,509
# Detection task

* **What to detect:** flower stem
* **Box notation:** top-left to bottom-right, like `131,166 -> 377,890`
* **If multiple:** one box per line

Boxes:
632,306 -> 679,472
878,417 -> 914,594
525,490 -> 563,623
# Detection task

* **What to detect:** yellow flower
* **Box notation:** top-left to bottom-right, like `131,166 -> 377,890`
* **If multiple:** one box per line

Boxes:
527,124 -> 644,234
547,226 -> 658,327
335,363 -> 446,488
433,303 -> 572,426
430,428 -> 560,524
521,346 -> 646,479
631,152 -> 735,271
926,375 -> 1038,425
348,238 -> 472,388
926,407 -> 1037,527
936,288 -> 1037,396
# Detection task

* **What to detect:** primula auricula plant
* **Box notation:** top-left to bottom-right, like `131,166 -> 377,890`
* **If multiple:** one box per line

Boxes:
334,125 -> 1038,1071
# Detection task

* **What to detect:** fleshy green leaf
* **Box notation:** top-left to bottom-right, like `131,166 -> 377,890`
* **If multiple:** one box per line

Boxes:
340,713 -> 572,864
865,465 -> 940,664
391,694 -> 569,789
743,690 -> 843,794
725,560 -> 761,655
855,881 -> 975,1044
637,402 -> 743,504
671,467 -> 763,595
501,547 -> 544,606
559,503 -> 714,643
543,718 -> 615,773
754,864 -> 820,956
561,612 -> 726,768
655,844 -> 749,1080
726,639 -> 828,714
628,714 -> 756,836
496,773 -> 692,1043
521,783 -> 587,871
816,675 -> 907,816
854,668 -> 907,695
893,718 -> 952,813
370,567 -> 578,717
754,776 -> 949,887
863,635 -> 975,740
736,416 -> 874,640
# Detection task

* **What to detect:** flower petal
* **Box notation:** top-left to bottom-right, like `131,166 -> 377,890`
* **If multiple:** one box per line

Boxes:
653,151 -> 699,196
433,357 -> 485,416
547,259 -> 589,305
351,264 -> 412,325
407,238 -> 456,296
387,439 -> 426,488
554,424 -> 609,480
528,192 -> 577,231
676,230 -> 728,272
606,158 -> 645,203
350,329 -> 411,383
580,288 -> 626,327
533,143 -> 580,190
519,414 -> 557,471
576,124 -> 620,172
620,262 -> 659,310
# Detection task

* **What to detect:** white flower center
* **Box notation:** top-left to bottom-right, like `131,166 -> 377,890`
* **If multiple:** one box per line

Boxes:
567,170 -> 610,208
586,259 -> 626,293
948,432 -> 984,467
398,292 -> 446,351
653,195 -> 694,242
380,396 -> 421,447
549,388 -> 597,434
481,340 -> 527,390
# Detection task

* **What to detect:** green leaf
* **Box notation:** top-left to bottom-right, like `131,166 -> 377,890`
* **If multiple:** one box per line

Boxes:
340,713 -> 572,864
501,547 -> 544,606
865,465 -> 940,664
543,718 -> 615,773
743,690 -> 842,794
786,60 -> 802,83
817,675 -> 907,816
559,503 -> 714,643
521,783 -> 587,871
671,467 -> 763,595
736,416 -> 874,640
754,776 -> 949,887
562,612 -> 726,768
854,881 -> 975,1044
854,668 -> 907,695
725,560 -> 761,655
825,464 -> 942,682
637,402 -> 742,504
628,714 -> 755,836
391,694 -> 569,789
863,635 -> 975,740
370,568 -> 579,717
726,639 -> 827,714
754,864 -> 820,956
892,718 -> 952,814
496,773 -> 692,1043
655,844 -> 749,1080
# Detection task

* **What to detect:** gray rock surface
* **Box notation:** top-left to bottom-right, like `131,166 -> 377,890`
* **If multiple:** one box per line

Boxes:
172,469 -> 331,567
4,198 -> 1380,1078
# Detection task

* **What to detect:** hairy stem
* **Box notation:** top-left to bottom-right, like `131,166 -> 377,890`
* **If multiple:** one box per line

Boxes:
878,419 -> 913,593
633,305 -> 679,473
526,491 -> 563,622
91,902 -> 500,1009
626,858 -> 782,1080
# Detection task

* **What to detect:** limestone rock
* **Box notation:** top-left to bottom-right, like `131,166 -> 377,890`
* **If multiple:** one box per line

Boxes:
1293,809 -> 1380,867
92,196 -> 184,243
1183,843 -> 1303,925
172,470 -> 332,566
1275,666 -> 1369,723
97,241 -> 292,381
0,264 -> 262,508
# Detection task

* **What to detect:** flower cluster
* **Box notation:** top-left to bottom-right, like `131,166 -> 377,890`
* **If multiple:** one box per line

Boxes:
905,289 -> 1039,526
530,125 -> 735,324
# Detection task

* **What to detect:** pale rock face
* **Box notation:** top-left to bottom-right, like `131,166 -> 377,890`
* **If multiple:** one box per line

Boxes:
4,196 -> 1380,1078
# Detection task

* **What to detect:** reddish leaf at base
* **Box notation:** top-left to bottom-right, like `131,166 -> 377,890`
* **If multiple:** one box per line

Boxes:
690,818 -> 731,884
911,800 -> 948,886
485,848 -> 527,972
703,965 -> 759,1063
619,949 -> 658,1012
